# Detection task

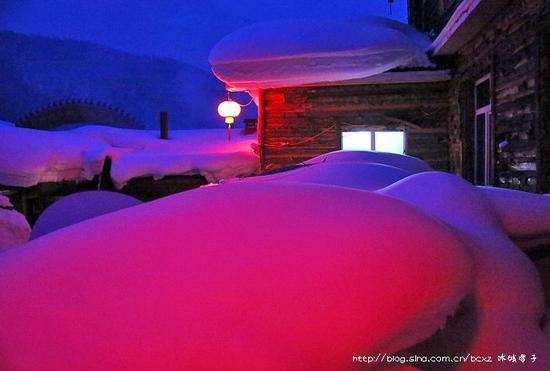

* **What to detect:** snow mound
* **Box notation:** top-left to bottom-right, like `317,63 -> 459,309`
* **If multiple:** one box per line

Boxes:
209,17 -> 434,92
380,172 -> 550,369
304,150 -> 432,173
235,162 -> 413,191
0,126 -> 110,187
74,126 -> 259,186
73,126 -> 254,155
0,195 -> 30,250
0,125 -> 259,188
478,186 -> 550,238
0,195 -> 12,208
222,150 -> 429,190
31,191 -> 142,240
235,161 -> 550,367
0,182 -> 472,370
1,155 -> 549,368
111,150 -> 258,186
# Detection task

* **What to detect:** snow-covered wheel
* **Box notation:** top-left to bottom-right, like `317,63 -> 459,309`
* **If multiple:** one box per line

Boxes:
16,100 -> 144,130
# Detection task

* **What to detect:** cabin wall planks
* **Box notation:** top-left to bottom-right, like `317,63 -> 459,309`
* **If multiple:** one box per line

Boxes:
260,81 -> 450,171
447,0 -> 550,191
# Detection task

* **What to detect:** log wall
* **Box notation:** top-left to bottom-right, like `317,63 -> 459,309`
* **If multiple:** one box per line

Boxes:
259,81 -> 450,171
538,16 -> 550,192
448,0 -> 550,192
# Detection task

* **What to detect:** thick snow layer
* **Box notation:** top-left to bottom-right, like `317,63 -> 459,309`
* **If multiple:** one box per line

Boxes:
223,151 -> 430,190
478,186 -> 550,238
31,191 -> 142,240
0,195 -> 30,250
0,194 -> 12,208
73,126 -> 253,155
1,153 -> 549,368
0,125 -> 258,188
355,16 -> 432,51
477,186 -> 550,250
74,126 -> 259,187
234,162 -> 413,191
0,125 -> 110,188
0,182 -> 472,370
230,158 -> 550,368
303,150 -> 432,173
111,150 -> 258,187
380,173 -> 550,369
209,17 -> 434,92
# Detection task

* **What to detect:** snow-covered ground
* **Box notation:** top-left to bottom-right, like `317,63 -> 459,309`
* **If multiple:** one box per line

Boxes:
0,150 -> 548,369
0,124 -> 259,189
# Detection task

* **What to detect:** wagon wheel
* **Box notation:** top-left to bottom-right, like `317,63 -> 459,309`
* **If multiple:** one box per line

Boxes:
16,99 -> 144,130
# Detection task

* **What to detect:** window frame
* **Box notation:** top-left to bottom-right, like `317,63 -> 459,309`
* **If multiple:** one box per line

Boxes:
474,74 -> 493,185
341,129 -> 407,154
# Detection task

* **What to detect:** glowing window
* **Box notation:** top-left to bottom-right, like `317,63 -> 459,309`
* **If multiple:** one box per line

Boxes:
341,131 -> 405,154
341,131 -> 372,151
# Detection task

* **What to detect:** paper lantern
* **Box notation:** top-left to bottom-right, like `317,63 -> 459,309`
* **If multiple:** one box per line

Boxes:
217,100 -> 241,125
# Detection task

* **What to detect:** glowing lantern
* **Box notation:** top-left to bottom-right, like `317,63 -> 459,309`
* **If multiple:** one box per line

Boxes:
217,99 -> 241,125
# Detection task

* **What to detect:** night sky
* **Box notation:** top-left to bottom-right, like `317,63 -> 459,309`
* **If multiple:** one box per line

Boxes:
0,0 -> 408,70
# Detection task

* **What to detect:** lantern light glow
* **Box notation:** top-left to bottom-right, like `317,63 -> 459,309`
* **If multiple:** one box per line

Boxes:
217,100 -> 241,125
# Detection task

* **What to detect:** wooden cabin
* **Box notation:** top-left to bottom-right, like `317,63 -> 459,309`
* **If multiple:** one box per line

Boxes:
411,0 -> 550,193
256,0 -> 550,194
257,71 -> 451,172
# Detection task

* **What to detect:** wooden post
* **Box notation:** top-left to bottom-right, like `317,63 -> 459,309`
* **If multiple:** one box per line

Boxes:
257,89 -> 266,170
160,111 -> 168,139
490,53 -> 497,186
98,156 -> 114,190
535,29 -> 543,193
536,23 -> 550,193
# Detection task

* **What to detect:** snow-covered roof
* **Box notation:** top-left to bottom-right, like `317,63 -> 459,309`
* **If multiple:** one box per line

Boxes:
0,125 -> 259,189
301,69 -> 451,87
430,0 -> 507,56
209,17 -> 434,92
0,126 -> 110,188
